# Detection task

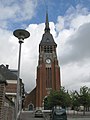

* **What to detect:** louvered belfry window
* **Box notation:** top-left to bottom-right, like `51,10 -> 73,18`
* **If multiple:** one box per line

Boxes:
46,68 -> 52,88
44,46 -> 52,53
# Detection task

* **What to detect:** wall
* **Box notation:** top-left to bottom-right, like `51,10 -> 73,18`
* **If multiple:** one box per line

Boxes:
0,83 -> 15,120
0,83 -> 6,120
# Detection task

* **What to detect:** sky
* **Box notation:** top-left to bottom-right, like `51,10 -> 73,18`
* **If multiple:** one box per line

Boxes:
0,0 -> 90,92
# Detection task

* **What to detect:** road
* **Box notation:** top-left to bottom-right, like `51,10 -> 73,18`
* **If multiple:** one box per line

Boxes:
68,118 -> 90,120
19,111 -> 45,120
19,111 -> 90,120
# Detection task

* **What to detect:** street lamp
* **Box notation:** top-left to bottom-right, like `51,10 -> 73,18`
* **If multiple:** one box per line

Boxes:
13,29 -> 30,120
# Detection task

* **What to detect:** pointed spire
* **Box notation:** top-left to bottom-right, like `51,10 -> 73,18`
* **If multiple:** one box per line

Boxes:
45,10 -> 50,32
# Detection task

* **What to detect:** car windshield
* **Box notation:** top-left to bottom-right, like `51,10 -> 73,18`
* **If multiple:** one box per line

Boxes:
36,110 -> 42,113
54,109 -> 66,115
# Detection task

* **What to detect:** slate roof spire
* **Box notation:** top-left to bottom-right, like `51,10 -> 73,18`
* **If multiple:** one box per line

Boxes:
44,10 -> 50,32
39,10 -> 57,46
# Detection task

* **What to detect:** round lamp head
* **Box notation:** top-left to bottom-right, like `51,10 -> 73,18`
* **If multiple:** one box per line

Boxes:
13,29 -> 30,40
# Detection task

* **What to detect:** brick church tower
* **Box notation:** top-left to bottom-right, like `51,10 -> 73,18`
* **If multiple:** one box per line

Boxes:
36,12 -> 61,109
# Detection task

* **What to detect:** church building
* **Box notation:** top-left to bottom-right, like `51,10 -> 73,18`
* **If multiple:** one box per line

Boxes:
24,12 -> 61,110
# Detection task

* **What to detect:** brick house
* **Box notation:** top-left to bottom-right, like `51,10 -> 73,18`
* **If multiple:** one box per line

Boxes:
0,74 -> 7,119
0,64 -> 18,103
0,73 -> 15,120
24,12 -> 61,110
4,95 -> 15,120
0,64 -> 25,119
0,64 -> 24,105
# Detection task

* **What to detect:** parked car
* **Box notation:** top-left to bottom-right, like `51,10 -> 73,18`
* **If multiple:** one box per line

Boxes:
34,109 -> 44,117
52,106 -> 67,120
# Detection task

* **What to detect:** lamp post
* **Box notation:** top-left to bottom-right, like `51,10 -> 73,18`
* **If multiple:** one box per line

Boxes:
13,29 -> 30,120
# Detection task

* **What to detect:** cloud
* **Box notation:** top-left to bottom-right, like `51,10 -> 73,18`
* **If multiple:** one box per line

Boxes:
60,22 -> 90,65
0,29 -> 17,64
61,63 -> 90,91
55,5 -> 90,32
0,0 -> 38,29
55,5 -> 90,66
0,4 -> 90,92
55,16 -> 64,31
14,0 -> 38,21
55,5 -> 90,91
22,11 -> 90,92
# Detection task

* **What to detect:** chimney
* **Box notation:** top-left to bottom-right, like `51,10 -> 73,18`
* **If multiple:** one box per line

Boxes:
6,65 -> 9,69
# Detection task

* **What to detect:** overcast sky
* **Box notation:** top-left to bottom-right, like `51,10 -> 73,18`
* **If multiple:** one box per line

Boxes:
0,0 -> 90,92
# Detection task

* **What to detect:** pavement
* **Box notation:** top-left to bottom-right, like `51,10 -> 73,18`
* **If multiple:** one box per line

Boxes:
18,110 -> 90,120
19,111 -> 44,120
68,118 -> 90,120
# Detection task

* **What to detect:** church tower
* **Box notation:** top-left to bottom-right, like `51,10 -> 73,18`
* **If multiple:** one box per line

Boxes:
36,12 -> 61,109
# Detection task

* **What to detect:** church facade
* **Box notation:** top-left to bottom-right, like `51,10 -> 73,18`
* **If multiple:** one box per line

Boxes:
24,13 -> 61,110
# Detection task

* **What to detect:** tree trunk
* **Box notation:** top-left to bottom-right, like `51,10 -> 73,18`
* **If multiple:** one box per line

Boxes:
83,106 -> 85,115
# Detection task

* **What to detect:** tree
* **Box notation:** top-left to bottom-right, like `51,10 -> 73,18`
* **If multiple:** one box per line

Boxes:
70,90 -> 80,112
79,86 -> 90,115
46,87 -> 71,109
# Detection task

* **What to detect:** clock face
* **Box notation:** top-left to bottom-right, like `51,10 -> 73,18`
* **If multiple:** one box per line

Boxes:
46,58 -> 51,64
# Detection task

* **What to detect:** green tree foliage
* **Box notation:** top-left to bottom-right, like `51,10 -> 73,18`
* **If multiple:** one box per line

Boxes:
70,86 -> 90,114
46,87 -> 71,109
79,86 -> 90,106
44,86 -> 90,112
70,90 -> 80,110
79,86 -> 90,115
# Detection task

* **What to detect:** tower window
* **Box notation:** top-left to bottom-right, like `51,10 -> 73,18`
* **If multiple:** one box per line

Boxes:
44,46 -> 52,53
46,68 -> 52,88
50,46 -> 52,53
